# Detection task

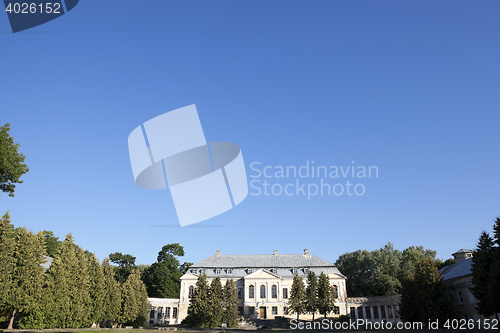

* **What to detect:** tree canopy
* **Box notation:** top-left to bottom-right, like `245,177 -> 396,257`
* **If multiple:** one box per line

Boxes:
0,122 -> 29,197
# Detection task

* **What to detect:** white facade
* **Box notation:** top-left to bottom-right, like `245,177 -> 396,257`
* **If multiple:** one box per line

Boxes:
177,249 -> 348,322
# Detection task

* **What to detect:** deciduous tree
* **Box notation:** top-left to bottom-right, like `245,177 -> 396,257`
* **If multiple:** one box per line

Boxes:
0,122 -> 29,197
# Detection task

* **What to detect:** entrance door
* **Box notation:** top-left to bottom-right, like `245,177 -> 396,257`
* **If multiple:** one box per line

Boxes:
260,307 -> 266,319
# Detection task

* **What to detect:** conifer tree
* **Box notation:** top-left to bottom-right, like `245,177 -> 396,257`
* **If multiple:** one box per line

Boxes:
317,272 -> 334,318
288,273 -> 306,320
184,273 -> 211,327
72,247 -> 92,327
491,217 -> 500,319
7,229 -> 46,329
48,234 -> 78,328
400,258 -> 455,326
222,279 -> 238,328
89,253 -> 106,325
120,269 -> 148,327
471,231 -> 495,317
102,258 -> 122,325
305,270 -> 318,321
209,276 -> 223,327
0,212 -> 15,319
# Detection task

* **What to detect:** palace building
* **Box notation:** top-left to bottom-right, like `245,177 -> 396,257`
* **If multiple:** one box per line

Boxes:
148,249 -> 348,324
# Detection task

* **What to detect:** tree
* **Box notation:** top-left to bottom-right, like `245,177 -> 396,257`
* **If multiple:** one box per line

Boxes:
288,273 -> 306,320
102,258 -> 122,325
399,258 -> 455,326
0,212 -> 15,320
317,272 -> 334,318
209,276 -> 223,327
120,269 -> 149,327
6,229 -> 47,329
335,250 -> 375,296
109,252 -> 136,284
471,231 -> 496,317
184,273 -> 211,327
41,230 -> 61,258
143,243 -> 191,298
88,253 -> 106,325
371,243 -> 402,295
305,271 -> 318,321
0,121 -> 29,197
222,279 -> 238,328
400,246 -> 437,279
491,217 -> 500,319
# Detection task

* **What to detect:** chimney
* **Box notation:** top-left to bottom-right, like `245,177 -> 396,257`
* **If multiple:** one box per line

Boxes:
273,250 -> 278,255
216,250 -> 221,256
304,249 -> 309,255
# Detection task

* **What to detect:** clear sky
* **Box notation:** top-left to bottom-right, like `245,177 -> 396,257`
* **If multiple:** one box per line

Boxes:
1,1 -> 499,266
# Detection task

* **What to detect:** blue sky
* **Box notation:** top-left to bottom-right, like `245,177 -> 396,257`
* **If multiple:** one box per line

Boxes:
1,1 -> 499,266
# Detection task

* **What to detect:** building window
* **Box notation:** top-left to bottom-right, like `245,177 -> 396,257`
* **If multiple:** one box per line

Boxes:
249,306 -> 255,315
199,269 -> 205,274
284,307 -> 289,315
238,287 -> 244,299
260,285 -> 266,298
189,285 -> 195,297
249,285 -> 255,298
172,308 -> 178,319
247,268 -> 253,274
283,287 -> 288,299
332,285 -> 338,298
304,268 -> 310,274
215,268 -> 221,274
270,268 -> 277,274
149,308 -> 155,319
272,306 -> 278,315
292,268 -> 298,274
272,285 -> 277,298
165,307 -> 170,318
333,306 -> 340,314
458,291 -> 464,305
238,307 -> 244,316
227,268 -> 232,274
190,269 -> 196,273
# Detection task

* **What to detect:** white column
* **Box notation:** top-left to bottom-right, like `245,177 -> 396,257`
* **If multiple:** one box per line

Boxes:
362,307 -> 366,320
355,307 -> 359,320
154,307 -> 158,323
370,307 -> 375,322
267,281 -> 270,302
377,306 -> 382,321
391,305 -> 396,321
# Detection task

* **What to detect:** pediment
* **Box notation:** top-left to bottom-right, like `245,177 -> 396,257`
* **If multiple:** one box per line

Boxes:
244,269 -> 281,279
180,273 -> 199,280
328,273 -> 346,280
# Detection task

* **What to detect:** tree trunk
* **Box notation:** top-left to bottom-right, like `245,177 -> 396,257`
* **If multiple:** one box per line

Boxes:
312,312 -> 315,322
7,309 -> 16,329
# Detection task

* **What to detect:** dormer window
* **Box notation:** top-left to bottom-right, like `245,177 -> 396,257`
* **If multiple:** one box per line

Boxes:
199,269 -> 206,274
292,268 -> 298,274
215,268 -> 221,274
190,269 -> 196,273
227,268 -> 232,274
247,268 -> 253,274
304,268 -> 310,274
270,269 -> 277,274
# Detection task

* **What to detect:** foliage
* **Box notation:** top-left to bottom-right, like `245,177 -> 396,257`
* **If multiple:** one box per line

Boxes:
142,243 -> 191,298
222,279 -> 238,328
209,276 -> 223,327
120,269 -> 149,327
399,258 -> 455,326
0,122 -> 29,197
471,217 -> 500,319
109,252 -> 136,284
41,231 -> 61,258
317,272 -> 335,318
184,273 -> 211,327
102,258 -> 122,324
0,212 -> 15,318
288,273 -> 306,320
305,270 -> 318,320
336,242 -> 444,297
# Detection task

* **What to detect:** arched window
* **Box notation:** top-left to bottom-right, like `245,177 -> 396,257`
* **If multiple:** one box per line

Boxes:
332,285 -> 338,298
260,285 -> 266,298
249,285 -> 255,298
272,285 -> 277,298
189,285 -> 195,297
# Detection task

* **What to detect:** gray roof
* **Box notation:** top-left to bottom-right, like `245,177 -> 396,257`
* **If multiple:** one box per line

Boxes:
192,253 -> 336,268
41,256 -> 54,271
439,258 -> 473,281
452,248 -> 473,255
186,253 -> 345,279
